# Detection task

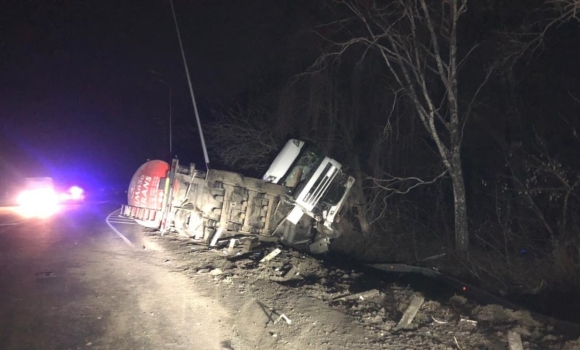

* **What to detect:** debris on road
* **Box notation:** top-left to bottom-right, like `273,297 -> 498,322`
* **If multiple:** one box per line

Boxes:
459,318 -> 477,327
269,265 -> 300,282
453,336 -> 464,350
209,268 -> 223,276
394,295 -> 424,330
209,227 -> 224,247
508,331 -> 524,350
143,231 -> 580,350
260,248 -> 281,263
431,316 -> 448,324
227,238 -> 237,254
333,289 -> 380,302
274,314 -> 292,325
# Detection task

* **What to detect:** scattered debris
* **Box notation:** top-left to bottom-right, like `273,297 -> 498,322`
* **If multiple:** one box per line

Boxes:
145,232 -> 580,349
274,314 -> 292,325
283,266 -> 299,279
431,316 -> 448,324
209,268 -> 223,276
395,296 -> 424,330
270,265 -> 300,282
227,239 -> 237,254
260,248 -> 282,263
238,238 -> 256,254
209,227 -> 224,247
507,331 -> 524,350
333,289 -> 380,302
459,318 -> 478,327
453,336 -> 463,350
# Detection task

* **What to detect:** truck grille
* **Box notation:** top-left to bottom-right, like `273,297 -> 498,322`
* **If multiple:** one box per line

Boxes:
302,163 -> 338,207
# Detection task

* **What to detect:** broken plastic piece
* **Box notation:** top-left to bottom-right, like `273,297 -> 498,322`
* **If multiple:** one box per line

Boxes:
227,238 -> 237,253
274,314 -> 292,325
507,331 -> 524,350
260,248 -> 282,263
209,227 -> 224,247
394,296 -> 424,330
333,289 -> 380,302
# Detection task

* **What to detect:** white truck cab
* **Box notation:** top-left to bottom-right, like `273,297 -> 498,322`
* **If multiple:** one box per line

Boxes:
263,139 -> 355,245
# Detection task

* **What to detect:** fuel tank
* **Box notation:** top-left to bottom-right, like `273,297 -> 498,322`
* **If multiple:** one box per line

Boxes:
127,160 -> 170,228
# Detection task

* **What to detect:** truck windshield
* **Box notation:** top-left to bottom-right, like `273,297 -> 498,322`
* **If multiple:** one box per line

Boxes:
281,148 -> 324,191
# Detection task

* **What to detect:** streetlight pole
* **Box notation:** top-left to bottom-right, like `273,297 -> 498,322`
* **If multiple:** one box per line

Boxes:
169,0 -> 210,171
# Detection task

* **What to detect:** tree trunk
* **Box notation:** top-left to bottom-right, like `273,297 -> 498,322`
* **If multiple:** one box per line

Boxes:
351,181 -> 371,235
351,157 -> 371,235
449,153 -> 469,253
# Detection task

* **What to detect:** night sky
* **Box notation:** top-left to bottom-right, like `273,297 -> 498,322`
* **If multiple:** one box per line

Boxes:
0,0 -> 302,190
2,1 -> 579,194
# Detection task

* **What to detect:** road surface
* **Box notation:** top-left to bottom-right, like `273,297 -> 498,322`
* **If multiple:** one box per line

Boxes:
4,204 -> 579,350
0,203 -> 234,350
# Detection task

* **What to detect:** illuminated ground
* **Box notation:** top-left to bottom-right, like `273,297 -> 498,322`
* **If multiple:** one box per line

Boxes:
0,203 -> 234,350
2,203 -> 579,350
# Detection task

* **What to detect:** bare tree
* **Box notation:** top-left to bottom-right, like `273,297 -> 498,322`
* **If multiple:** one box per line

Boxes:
313,0 -> 486,252
495,0 -> 580,70
207,104 -> 280,172
549,0 -> 580,23
501,128 -> 580,285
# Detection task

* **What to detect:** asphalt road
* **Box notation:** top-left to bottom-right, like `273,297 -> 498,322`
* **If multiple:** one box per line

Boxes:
0,203 -> 233,350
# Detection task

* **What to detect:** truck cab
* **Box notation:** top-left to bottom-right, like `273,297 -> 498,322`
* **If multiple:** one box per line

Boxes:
264,139 -> 354,233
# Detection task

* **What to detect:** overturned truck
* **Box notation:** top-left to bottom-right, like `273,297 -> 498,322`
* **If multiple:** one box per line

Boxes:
120,139 -> 354,253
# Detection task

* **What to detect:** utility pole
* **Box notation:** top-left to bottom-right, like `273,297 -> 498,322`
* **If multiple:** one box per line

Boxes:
170,0 -> 210,171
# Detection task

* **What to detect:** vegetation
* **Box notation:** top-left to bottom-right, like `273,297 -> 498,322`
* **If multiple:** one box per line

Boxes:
207,0 -> 580,295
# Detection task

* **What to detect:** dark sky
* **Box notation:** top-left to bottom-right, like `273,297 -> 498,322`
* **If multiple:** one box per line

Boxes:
4,0 -> 575,194
0,0 -> 300,189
